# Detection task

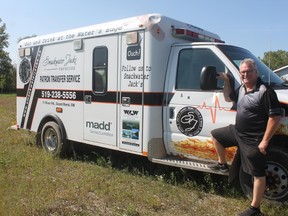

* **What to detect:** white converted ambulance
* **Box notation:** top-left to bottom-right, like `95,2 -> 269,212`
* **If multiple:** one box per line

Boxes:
17,14 -> 288,202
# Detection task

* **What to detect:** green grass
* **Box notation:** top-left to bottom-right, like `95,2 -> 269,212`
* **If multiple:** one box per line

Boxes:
0,94 -> 287,216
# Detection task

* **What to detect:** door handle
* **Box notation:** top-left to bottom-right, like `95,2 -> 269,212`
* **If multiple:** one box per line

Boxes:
169,107 -> 175,119
84,95 -> 92,104
122,97 -> 131,107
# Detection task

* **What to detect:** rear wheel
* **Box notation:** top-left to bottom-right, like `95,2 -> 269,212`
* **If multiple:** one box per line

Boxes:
239,147 -> 288,203
41,121 -> 67,156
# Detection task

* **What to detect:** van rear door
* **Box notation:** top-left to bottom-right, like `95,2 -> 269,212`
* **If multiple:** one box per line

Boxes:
83,35 -> 119,146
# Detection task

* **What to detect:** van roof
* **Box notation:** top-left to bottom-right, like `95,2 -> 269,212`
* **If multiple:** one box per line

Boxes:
18,14 -> 222,49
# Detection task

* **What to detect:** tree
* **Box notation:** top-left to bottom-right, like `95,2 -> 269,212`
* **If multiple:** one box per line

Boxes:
261,50 -> 288,71
0,18 -> 14,93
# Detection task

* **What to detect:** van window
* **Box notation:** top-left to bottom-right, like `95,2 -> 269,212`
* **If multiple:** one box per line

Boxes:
93,47 -> 108,93
176,48 -> 225,90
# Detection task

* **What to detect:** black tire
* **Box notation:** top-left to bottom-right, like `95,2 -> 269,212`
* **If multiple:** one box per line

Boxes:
41,121 -> 67,156
239,147 -> 288,203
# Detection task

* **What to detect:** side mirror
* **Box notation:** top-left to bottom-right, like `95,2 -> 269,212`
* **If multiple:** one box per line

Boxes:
200,66 -> 218,90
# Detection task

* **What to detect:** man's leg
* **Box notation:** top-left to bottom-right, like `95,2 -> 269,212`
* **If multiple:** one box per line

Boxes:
238,176 -> 266,215
212,136 -> 227,164
209,125 -> 238,172
251,176 -> 266,208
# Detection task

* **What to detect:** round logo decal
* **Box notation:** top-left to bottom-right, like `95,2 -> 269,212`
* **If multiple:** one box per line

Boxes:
176,107 -> 203,137
19,58 -> 32,83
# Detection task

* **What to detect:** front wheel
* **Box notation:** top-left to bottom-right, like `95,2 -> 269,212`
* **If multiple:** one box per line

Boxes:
239,147 -> 288,203
41,121 -> 67,156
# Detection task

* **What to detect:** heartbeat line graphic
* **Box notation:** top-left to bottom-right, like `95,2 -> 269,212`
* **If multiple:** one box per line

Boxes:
196,95 -> 235,123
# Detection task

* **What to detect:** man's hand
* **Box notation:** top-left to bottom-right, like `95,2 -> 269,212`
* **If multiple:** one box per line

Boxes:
259,116 -> 281,155
258,140 -> 269,155
218,72 -> 233,102
217,72 -> 230,81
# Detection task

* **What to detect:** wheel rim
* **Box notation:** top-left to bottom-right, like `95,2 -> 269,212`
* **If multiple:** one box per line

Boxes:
44,127 -> 58,152
265,161 -> 288,200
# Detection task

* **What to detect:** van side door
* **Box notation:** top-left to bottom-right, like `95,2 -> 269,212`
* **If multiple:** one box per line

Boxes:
119,31 -> 145,153
83,35 -> 119,146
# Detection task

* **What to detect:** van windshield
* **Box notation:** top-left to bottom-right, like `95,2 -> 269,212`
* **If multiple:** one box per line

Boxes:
217,45 -> 284,85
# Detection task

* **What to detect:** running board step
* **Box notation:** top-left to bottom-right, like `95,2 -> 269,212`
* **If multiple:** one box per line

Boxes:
152,157 -> 229,176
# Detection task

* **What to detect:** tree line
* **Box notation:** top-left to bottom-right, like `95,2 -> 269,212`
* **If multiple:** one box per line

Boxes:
0,19 -> 288,93
0,19 -> 15,93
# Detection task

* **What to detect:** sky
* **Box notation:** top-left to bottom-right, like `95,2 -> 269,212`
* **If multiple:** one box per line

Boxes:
2,0 -> 288,64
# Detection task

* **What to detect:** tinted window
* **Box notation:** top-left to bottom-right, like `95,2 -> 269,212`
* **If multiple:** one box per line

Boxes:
93,47 -> 108,93
176,49 -> 225,90
218,45 -> 284,85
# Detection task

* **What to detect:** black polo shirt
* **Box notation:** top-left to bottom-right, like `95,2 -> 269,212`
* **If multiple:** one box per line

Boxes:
230,78 -> 281,138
